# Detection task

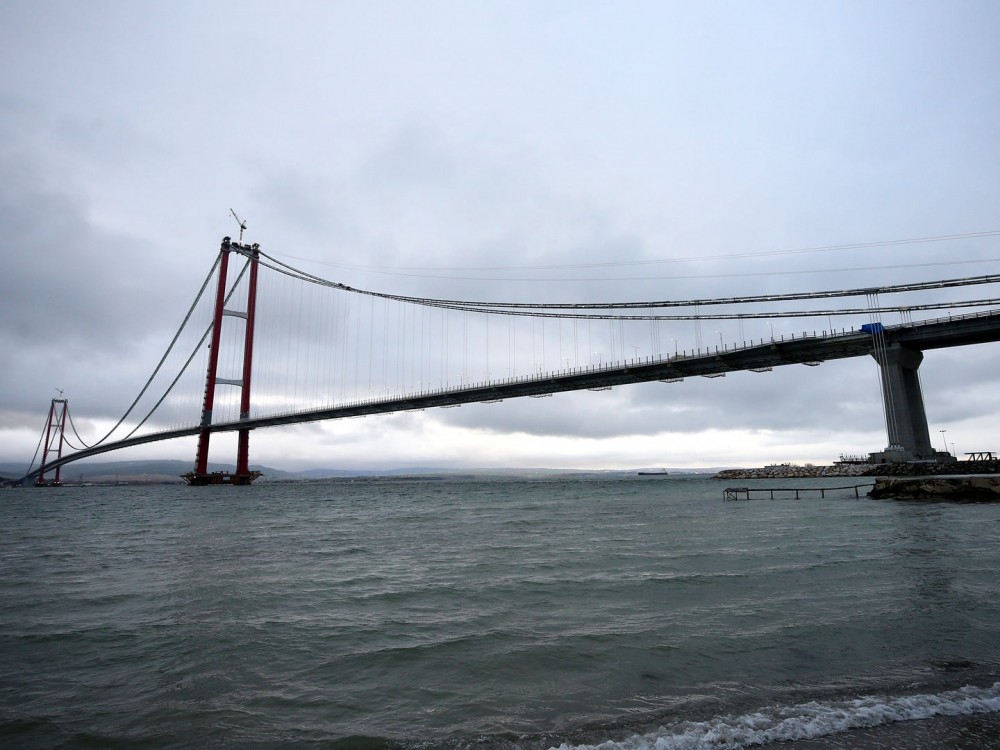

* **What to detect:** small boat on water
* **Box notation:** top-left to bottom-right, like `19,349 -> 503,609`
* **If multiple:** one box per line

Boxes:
638,469 -> 669,476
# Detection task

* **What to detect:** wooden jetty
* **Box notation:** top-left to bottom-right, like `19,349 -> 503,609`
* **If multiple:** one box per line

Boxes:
724,483 -> 874,501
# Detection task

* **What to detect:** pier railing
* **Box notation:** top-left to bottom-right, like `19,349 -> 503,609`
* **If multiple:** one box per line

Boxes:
724,483 -> 875,501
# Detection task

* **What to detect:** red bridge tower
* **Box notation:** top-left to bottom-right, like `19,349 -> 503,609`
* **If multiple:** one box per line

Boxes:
36,397 -> 68,486
183,237 -> 262,485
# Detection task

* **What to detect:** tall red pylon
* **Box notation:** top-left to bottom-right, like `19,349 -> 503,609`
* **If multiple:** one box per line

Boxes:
183,237 -> 262,485
36,397 -> 68,486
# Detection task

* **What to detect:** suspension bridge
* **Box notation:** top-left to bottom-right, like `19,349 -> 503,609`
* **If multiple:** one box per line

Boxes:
22,236 -> 1000,485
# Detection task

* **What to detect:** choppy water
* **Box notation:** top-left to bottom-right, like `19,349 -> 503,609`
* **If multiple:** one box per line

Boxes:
2,475 -> 999,749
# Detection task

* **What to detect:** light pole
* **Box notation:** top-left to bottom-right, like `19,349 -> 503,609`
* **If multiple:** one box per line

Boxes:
768,322 -> 775,341
671,338 -> 678,356
939,429 -> 948,453
716,330 -> 723,348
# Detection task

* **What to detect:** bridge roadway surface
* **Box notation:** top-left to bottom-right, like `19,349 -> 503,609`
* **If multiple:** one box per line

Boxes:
30,308 -> 1000,476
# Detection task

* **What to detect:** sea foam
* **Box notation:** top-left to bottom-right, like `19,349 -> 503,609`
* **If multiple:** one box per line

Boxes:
550,682 -> 1000,750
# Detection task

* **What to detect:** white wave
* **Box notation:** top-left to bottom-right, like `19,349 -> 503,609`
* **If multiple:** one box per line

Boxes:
549,682 -> 1000,750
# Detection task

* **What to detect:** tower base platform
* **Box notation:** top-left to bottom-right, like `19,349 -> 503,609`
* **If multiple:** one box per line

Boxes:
181,471 -> 262,486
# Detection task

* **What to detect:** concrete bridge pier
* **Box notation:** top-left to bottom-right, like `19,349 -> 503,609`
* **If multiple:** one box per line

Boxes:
871,343 -> 937,461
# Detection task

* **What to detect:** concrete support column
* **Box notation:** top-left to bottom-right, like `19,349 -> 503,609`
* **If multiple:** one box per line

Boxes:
872,344 -> 934,458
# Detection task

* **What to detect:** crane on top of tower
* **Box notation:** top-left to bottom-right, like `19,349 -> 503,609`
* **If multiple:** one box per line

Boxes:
229,209 -> 247,242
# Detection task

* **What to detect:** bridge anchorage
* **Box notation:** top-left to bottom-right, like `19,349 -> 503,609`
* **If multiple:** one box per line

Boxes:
868,341 -> 938,463
864,323 -> 965,464
182,236 -> 263,485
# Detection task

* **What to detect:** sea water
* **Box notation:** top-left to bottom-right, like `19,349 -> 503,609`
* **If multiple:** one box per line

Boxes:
1,475 -> 999,749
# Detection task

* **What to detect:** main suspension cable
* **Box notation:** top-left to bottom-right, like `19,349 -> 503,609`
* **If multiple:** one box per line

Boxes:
254,248 -> 999,315
403,297 -> 1000,321
275,229 -> 1000,274
113,258 -> 252,442
69,254 -> 223,450
20,416 -> 49,482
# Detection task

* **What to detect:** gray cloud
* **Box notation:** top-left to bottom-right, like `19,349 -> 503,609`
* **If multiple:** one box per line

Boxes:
2,2 -> 999,468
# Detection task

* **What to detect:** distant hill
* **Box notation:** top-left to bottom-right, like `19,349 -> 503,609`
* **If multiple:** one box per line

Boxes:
0,460 -> 722,486
0,459 -> 291,485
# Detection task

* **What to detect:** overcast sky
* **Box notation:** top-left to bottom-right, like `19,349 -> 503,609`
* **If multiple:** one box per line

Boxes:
2,1 -> 999,472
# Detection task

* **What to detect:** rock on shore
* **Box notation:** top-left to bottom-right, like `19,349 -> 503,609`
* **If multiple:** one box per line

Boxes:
868,476 -> 1000,502
714,464 -> 876,480
714,461 -> 1000,481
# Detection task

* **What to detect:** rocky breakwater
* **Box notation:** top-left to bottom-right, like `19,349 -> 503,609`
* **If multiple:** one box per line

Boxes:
714,464 -> 876,480
868,476 -> 1000,502
715,460 -> 1000,481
